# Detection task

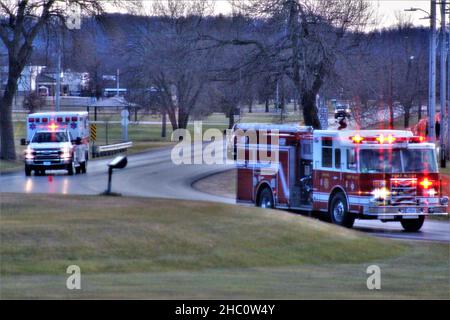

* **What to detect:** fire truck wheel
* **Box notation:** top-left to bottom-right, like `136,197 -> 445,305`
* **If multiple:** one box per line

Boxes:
25,166 -> 31,176
330,193 -> 355,228
400,216 -> 425,232
258,187 -> 274,209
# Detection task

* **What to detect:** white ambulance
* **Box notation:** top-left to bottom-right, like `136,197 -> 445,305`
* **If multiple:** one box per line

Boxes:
22,111 -> 90,176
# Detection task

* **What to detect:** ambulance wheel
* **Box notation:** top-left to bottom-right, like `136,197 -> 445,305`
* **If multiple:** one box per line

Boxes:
258,187 -> 274,209
400,216 -> 425,232
330,193 -> 355,228
80,161 -> 87,174
25,166 -> 31,176
67,162 -> 75,175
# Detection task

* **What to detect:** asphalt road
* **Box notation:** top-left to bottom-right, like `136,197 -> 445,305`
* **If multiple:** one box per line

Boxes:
1,147 -> 448,243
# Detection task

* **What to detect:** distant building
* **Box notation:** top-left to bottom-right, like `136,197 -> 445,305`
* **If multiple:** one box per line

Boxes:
0,65 -> 46,94
1,66 -> 89,97
38,69 -> 89,96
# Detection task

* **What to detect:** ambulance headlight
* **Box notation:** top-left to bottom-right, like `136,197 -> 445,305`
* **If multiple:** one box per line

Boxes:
60,147 -> 71,159
371,187 -> 390,200
24,147 -> 35,159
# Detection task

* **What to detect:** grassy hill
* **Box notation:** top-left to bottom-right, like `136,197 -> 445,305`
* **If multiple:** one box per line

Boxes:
0,193 -> 448,299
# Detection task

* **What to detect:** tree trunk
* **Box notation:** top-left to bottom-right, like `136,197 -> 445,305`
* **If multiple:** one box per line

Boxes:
418,102 -> 422,122
228,108 -> 235,129
177,108 -> 189,129
301,91 -> 321,129
0,71 -> 21,160
167,108 -> 178,131
161,110 -> 167,138
404,106 -> 411,128
265,99 -> 269,113
388,98 -> 394,129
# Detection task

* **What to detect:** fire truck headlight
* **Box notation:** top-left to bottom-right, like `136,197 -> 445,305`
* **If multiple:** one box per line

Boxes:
441,196 -> 449,206
371,187 -> 390,200
427,188 -> 437,197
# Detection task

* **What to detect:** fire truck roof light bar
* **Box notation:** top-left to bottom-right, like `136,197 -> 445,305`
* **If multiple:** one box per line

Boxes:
349,135 -> 426,144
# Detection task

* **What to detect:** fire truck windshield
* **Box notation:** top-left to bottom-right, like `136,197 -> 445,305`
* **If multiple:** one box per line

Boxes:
32,132 -> 69,143
359,149 -> 437,173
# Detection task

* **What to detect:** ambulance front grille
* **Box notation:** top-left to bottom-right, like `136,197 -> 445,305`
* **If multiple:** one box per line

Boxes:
34,149 -> 61,161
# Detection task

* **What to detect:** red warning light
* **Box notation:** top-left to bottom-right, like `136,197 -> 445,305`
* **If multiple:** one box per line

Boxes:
420,178 -> 433,189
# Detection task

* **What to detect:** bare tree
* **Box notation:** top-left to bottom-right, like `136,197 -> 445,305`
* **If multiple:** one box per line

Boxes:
201,0 -> 373,128
0,0 -> 133,160
124,0 -> 214,131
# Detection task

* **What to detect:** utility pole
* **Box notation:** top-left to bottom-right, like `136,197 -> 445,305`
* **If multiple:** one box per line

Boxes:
448,1 -> 450,161
55,32 -> 62,111
429,0 -> 437,142
116,68 -> 120,97
440,0 -> 447,166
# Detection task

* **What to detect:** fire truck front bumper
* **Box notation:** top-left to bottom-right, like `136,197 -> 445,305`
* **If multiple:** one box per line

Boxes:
363,197 -> 449,218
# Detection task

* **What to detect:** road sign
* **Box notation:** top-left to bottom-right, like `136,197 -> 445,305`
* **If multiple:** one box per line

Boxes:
90,124 -> 97,142
121,118 -> 129,126
121,109 -> 129,118
121,108 -> 129,141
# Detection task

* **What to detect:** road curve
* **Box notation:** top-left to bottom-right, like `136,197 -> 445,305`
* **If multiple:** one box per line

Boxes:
1,147 -> 448,243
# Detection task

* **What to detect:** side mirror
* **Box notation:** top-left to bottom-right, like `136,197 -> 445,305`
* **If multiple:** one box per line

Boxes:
76,137 -> 82,145
20,138 -> 27,146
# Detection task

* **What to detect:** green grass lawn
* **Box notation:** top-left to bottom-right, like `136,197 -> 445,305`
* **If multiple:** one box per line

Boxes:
1,193 -> 448,299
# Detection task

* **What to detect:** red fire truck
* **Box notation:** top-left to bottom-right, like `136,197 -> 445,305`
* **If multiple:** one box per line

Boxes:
232,123 -> 449,231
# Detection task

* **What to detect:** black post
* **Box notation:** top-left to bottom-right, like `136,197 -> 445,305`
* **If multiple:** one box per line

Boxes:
107,167 -> 113,194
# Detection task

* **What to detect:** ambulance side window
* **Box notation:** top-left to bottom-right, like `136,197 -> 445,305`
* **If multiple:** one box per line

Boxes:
347,149 -> 357,171
321,137 -> 333,168
335,149 -> 341,169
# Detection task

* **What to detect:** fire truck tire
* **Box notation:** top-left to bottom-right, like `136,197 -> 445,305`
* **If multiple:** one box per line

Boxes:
330,193 -> 355,228
400,216 -> 425,232
25,166 -> 31,176
257,187 -> 274,209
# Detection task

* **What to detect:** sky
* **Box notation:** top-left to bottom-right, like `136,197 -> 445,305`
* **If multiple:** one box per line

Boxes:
135,1 -> 443,29
213,1 -> 438,28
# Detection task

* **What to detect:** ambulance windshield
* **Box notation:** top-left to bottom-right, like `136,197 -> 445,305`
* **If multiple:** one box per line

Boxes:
359,149 -> 437,173
32,132 -> 69,143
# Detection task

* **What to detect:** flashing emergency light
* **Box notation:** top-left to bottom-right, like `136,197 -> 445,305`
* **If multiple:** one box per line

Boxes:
410,136 -> 426,143
351,134 -> 364,143
48,122 -> 59,132
420,178 -> 433,189
376,134 -> 396,144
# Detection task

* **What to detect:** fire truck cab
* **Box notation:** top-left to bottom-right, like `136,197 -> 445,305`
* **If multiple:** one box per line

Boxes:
233,123 -> 449,232
22,112 -> 89,176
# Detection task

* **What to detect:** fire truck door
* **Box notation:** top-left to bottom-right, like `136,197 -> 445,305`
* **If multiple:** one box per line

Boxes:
331,148 -> 342,187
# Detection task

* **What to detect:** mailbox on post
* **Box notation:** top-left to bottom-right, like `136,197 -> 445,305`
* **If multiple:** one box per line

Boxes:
104,156 -> 127,195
